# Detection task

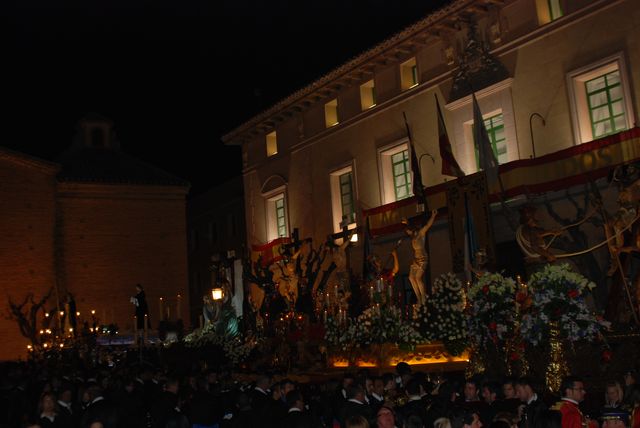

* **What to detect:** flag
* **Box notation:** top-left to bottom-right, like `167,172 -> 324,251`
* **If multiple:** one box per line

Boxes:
362,216 -> 374,281
250,237 -> 291,267
472,93 -> 499,185
403,112 -> 426,206
463,193 -> 478,281
436,95 -> 465,178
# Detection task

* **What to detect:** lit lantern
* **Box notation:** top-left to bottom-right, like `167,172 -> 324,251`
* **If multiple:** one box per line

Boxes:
211,288 -> 223,301
350,233 -> 358,243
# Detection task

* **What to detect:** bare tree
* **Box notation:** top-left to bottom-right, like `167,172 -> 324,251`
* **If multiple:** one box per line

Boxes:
6,288 -> 53,348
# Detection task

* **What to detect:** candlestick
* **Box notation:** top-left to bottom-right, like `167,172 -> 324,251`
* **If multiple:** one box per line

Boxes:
133,316 -> 138,343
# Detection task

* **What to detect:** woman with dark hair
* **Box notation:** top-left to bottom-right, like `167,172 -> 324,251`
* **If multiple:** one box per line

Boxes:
37,392 -> 61,428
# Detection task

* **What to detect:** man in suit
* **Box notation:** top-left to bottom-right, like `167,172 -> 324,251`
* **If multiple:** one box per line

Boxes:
516,377 -> 547,428
339,384 -> 373,427
80,385 -> 120,428
399,378 -> 428,427
282,389 -> 315,428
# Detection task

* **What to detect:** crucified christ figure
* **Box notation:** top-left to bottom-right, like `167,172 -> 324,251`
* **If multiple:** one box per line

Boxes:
403,209 -> 438,305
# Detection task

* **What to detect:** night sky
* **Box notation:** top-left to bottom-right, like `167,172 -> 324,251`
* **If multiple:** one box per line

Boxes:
2,0 -> 447,194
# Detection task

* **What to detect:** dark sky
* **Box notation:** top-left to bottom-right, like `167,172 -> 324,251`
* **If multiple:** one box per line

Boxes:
2,0 -> 447,195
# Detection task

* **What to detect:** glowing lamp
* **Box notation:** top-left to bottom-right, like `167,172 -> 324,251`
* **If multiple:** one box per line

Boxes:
59,343 -> 64,348
350,233 -> 358,243
211,288 -> 223,301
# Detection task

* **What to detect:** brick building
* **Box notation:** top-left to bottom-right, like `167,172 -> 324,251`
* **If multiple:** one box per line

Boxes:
0,115 -> 190,361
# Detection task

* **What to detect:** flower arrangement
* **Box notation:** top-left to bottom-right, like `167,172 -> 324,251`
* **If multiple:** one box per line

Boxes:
416,272 -> 468,356
520,263 -> 610,346
323,305 -> 423,354
184,322 -> 258,364
467,272 -> 517,348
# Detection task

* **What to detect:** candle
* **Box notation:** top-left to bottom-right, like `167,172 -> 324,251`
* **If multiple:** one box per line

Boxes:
159,298 -> 164,320
176,294 -> 182,320
133,316 -> 138,341
323,309 -> 328,323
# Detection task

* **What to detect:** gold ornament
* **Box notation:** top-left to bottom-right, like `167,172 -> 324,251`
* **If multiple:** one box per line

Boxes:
545,321 -> 569,392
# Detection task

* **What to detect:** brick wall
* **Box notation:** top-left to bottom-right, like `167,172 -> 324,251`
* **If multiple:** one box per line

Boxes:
57,183 -> 190,333
0,154 -> 58,361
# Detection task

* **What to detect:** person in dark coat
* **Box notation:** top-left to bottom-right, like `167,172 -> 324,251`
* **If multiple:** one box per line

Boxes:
131,284 -> 150,330
80,385 -> 120,428
282,389 -> 315,428
516,377 -> 547,428
339,384 -> 373,428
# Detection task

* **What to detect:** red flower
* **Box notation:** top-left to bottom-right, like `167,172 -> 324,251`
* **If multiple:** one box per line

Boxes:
601,350 -> 613,363
489,322 -> 497,330
567,289 -> 579,299
482,285 -> 489,294
509,352 -> 520,361
516,291 -> 528,303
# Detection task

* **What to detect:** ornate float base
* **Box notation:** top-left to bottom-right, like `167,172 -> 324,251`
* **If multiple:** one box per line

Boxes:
330,343 -> 469,370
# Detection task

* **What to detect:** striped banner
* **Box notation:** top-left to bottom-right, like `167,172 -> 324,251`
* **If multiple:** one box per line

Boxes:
250,237 -> 291,267
364,127 -> 640,236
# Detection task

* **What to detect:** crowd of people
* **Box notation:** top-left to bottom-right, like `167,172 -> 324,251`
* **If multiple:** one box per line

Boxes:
1,353 -> 639,428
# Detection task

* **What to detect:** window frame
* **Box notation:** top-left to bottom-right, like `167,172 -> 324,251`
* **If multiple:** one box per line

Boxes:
472,112 -> 508,168
263,185 -> 289,241
329,163 -> 358,233
325,99 -> 339,128
266,130 -> 278,157
378,141 -> 412,205
566,53 -> 634,145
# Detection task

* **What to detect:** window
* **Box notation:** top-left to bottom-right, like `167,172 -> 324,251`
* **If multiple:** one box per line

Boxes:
391,150 -> 412,200
473,113 -> 508,167
266,131 -> 278,157
586,71 -> 627,139
360,80 -> 376,110
378,143 -> 413,204
330,165 -> 357,232
567,54 -> 634,144
325,99 -> 339,127
548,0 -> 563,20
400,58 -> 418,91
535,0 -> 563,24
265,191 -> 288,241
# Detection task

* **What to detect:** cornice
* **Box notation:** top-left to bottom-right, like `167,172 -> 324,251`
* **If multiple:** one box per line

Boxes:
222,0 -> 484,146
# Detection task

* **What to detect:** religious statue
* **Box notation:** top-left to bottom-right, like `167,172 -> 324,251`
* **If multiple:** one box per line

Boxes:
329,228 -> 355,291
516,205 -> 563,264
604,164 -> 640,324
272,244 -> 305,310
202,294 -> 217,325
402,209 -> 438,305
469,247 -> 489,280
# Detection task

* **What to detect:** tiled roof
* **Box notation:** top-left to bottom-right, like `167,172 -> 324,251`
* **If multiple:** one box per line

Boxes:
222,0 -> 473,144
56,148 -> 190,187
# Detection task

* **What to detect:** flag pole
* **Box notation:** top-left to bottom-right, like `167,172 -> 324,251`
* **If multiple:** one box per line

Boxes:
403,111 -> 433,295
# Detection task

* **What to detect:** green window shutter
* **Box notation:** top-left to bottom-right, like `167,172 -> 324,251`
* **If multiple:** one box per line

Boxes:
586,70 -> 627,139
339,172 -> 355,224
473,113 -> 508,169
391,150 -> 412,201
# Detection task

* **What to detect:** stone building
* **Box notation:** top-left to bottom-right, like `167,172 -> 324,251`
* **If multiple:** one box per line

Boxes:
0,115 -> 190,360
223,0 -> 640,291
